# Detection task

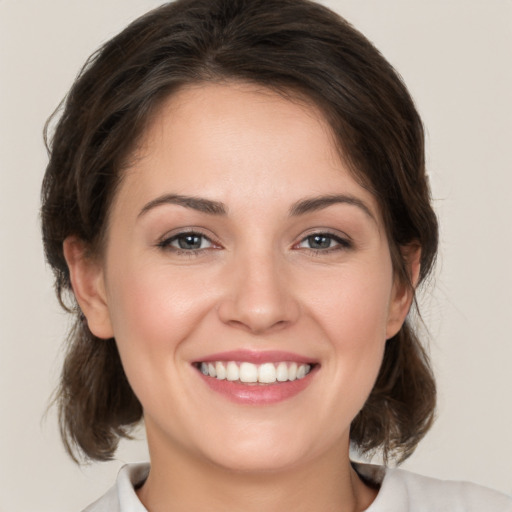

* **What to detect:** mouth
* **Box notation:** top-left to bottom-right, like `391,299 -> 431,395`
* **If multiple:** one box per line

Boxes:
194,360 -> 314,384
192,351 -> 318,405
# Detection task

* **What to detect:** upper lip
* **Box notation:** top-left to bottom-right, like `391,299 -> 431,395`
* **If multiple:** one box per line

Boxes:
193,350 -> 317,365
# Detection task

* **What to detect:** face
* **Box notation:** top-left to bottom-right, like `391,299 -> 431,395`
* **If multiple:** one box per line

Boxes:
69,83 -> 412,473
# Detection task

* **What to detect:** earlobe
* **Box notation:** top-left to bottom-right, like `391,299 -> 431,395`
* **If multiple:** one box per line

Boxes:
386,243 -> 421,339
63,236 -> 114,339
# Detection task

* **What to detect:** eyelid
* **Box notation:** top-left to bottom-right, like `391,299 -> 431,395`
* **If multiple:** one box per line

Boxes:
293,229 -> 353,251
156,227 -> 222,251
155,227 -> 352,253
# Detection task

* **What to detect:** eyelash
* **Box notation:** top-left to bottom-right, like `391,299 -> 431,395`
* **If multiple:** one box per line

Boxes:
295,232 -> 352,255
157,230 -> 352,256
156,230 -> 218,256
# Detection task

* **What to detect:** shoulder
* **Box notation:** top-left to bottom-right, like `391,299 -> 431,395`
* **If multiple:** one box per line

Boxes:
81,463 -> 149,512
355,463 -> 512,512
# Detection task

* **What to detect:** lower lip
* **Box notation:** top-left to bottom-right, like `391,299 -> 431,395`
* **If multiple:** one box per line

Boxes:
197,368 -> 316,405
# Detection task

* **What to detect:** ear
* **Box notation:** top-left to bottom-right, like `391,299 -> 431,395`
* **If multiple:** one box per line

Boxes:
386,243 -> 421,339
63,236 -> 114,339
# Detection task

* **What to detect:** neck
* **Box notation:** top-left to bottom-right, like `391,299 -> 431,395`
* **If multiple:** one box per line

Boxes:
137,431 -> 377,512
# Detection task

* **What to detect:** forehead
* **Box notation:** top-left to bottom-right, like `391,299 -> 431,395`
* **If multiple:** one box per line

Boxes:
134,82 -> 341,169
117,82 -> 382,224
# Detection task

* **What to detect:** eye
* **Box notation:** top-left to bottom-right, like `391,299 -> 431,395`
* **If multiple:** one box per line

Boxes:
296,232 -> 351,252
158,231 -> 215,251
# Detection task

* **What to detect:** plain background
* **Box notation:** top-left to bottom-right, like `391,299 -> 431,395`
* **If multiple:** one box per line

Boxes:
0,0 -> 511,510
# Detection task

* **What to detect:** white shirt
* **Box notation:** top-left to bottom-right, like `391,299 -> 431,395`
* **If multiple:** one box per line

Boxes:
83,462 -> 512,511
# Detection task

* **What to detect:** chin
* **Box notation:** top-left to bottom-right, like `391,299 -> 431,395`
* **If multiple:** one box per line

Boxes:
195,426 -> 330,475
206,446 -> 307,474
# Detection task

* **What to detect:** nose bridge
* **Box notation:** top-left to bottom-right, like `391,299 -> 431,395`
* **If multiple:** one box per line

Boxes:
218,243 -> 298,333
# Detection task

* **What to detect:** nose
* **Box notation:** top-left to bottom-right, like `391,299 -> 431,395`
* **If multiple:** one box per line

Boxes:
217,249 -> 300,334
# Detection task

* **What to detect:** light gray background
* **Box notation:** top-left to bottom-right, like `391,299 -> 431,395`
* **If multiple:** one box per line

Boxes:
0,1 -> 511,510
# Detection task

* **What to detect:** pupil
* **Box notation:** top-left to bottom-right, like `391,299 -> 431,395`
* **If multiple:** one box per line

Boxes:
309,235 -> 330,249
179,235 -> 201,249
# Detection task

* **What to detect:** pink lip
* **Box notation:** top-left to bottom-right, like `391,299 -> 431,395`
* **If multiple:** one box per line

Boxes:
194,349 -> 315,365
193,350 -> 318,405
198,372 -> 316,405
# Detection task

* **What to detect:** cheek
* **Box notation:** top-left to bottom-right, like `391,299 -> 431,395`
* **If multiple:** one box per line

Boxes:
103,261 -> 220,415
302,264 -> 392,406
305,264 -> 393,347
104,260 -> 214,357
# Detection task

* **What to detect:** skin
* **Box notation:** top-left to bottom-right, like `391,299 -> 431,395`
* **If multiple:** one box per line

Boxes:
64,83 -> 418,512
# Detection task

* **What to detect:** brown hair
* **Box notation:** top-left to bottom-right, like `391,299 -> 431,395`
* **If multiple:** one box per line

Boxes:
42,0 -> 438,463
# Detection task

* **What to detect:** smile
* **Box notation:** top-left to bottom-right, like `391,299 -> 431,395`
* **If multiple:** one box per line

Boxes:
193,350 -> 318,404
198,361 -> 312,384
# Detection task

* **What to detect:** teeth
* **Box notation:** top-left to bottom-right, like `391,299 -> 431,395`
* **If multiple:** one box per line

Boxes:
258,363 -> 276,383
208,363 -> 217,378
276,362 -> 288,382
215,361 -> 226,380
199,361 -> 312,383
239,362 -> 258,383
288,362 -> 297,381
226,361 -> 239,381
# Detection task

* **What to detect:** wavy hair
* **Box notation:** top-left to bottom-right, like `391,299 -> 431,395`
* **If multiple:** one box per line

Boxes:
42,0 -> 438,463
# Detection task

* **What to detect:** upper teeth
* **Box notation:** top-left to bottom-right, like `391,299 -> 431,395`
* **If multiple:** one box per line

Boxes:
200,361 -> 312,384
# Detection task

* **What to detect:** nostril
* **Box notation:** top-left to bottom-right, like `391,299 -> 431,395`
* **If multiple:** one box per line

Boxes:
216,267 -> 300,333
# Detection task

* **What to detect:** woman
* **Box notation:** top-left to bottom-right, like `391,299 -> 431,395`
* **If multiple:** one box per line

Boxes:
41,0 -> 512,510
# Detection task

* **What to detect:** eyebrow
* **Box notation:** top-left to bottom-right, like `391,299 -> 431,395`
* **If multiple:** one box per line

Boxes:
138,192 -> 375,221
289,194 -> 376,221
138,194 -> 227,217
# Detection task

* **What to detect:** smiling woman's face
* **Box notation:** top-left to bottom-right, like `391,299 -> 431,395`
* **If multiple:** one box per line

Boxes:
67,83 -> 413,473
